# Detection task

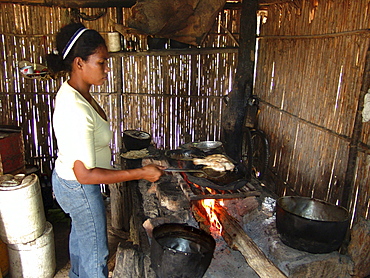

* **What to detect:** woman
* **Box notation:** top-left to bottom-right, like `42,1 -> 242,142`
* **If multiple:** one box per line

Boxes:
47,23 -> 164,278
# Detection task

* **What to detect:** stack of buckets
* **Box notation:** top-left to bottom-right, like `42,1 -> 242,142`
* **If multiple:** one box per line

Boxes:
0,174 -> 56,277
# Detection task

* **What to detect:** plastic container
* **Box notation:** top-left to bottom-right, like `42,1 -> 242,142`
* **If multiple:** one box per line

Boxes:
8,221 -> 56,278
0,174 -> 46,244
0,125 -> 25,174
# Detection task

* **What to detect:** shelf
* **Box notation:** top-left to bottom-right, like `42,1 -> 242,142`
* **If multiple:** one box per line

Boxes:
109,47 -> 239,57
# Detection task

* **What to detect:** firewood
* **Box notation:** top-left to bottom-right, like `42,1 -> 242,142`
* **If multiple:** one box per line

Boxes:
191,200 -> 286,277
198,202 -> 287,278
112,242 -> 143,278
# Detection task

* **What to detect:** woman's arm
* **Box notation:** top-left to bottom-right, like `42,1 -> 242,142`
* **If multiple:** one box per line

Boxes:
73,160 -> 164,184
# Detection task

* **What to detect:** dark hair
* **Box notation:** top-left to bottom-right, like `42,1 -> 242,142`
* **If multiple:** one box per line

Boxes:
46,23 -> 106,75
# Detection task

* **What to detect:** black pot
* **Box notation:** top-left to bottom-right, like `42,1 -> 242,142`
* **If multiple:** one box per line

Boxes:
147,37 -> 167,49
150,223 -> 215,278
169,39 -> 190,49
276,196 -> 349,254
122,130 -> 151,151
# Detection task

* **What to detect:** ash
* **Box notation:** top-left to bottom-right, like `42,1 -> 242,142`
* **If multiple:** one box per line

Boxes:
203,230 -> 259,278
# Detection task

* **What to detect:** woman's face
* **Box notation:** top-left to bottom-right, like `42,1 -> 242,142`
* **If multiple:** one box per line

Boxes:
80,45 -> 110,86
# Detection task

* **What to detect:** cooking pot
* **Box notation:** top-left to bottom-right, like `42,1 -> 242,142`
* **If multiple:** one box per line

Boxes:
122,130 -> 151,151
276,196 -> 349,254
150,223 -> 215,278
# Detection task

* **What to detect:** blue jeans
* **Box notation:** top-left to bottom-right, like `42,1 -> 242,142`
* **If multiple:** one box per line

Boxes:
52,169 -> 109,278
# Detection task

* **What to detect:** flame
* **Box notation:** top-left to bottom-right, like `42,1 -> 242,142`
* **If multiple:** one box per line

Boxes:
202,198 -> 223,233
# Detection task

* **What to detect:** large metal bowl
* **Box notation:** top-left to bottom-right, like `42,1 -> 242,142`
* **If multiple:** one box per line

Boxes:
276,196 -> 349,254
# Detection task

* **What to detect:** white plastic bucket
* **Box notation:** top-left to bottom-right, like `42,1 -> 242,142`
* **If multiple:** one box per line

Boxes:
0,174 -> 46,244
7,221 -> 56,278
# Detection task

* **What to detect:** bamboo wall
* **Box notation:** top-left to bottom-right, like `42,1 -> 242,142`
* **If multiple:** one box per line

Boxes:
0,3 -> 239,175
255,0 -> 370,223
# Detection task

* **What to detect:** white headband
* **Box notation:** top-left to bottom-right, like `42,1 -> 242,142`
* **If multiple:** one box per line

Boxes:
62,27 -> 88,60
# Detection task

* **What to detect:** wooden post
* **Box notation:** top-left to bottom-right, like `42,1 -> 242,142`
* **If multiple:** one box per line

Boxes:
222,0 -> 258,161
110,7 -> 132,233
110,182 -> 132,232
342,46 -> 370,208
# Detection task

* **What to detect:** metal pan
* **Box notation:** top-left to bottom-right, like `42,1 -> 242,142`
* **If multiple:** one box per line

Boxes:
165,168 -> 226,178
165,149 -> 205,161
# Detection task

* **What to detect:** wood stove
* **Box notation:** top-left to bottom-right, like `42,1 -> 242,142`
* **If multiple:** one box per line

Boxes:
112,150 -> 354,278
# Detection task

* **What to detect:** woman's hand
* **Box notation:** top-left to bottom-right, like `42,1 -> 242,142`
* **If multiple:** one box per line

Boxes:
141,164 -> 165,182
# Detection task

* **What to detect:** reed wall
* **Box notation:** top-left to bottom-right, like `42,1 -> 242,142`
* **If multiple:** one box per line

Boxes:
0,3 -> 239,173
255,0 -> 370,223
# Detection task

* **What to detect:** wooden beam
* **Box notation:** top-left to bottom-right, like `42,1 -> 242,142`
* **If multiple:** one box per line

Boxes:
0,0 -> 136,8
221,0 -> 258,161
0,0 -> 294,8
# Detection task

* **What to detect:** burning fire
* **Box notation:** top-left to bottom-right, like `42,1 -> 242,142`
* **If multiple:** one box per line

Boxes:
202,198 -> 224,234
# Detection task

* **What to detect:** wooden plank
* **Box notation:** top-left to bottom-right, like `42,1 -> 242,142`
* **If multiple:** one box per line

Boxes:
0,0 -> 135,8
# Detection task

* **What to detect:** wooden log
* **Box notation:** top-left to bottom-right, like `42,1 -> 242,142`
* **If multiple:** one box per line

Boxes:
213,203 -> 287,278
112,242 -> 143,278
191,201 -> 212,234
109,182 -> 131,232
129,180 -> 151,253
